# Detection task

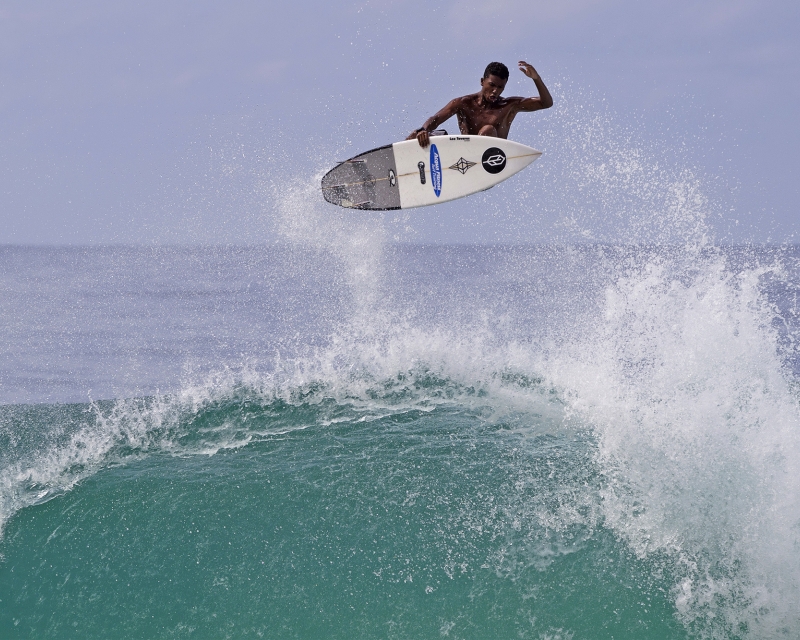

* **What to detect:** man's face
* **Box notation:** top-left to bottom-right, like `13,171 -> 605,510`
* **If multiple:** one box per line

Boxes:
480,74 -> 507,103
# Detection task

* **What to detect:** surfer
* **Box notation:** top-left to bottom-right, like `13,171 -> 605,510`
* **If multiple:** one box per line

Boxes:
407,61 -> 553,148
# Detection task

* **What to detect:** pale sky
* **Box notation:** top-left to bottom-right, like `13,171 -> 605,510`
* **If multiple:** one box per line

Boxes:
1,0 -> 798,244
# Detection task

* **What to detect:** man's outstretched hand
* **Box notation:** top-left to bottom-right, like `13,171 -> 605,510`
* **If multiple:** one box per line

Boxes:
518,61 -> 541,81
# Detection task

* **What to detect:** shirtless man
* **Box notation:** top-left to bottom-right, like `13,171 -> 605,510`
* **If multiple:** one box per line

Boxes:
407,61 -> 553,148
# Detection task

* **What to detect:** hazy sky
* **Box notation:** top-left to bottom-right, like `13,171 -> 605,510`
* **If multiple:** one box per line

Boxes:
1,0 -> 798,244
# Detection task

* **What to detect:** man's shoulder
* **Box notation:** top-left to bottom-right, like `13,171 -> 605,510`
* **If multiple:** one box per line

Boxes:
496,96 -> 530,113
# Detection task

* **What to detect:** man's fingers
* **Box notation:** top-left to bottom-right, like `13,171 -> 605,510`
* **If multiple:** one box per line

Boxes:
519,61 -> 539,79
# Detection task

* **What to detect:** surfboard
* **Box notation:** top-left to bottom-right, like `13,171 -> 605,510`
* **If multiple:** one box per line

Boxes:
321,135 -> 542,210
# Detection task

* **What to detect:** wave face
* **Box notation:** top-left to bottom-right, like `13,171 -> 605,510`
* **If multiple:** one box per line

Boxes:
1,242 -> 799,639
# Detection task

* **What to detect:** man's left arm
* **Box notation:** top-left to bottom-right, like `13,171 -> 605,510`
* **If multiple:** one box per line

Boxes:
516,61 -> 553,111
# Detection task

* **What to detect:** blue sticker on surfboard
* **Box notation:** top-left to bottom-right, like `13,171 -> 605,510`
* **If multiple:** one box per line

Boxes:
430,144 -> 442,197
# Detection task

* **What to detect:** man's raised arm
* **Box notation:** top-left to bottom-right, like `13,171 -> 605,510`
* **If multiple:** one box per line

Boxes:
517,61 -> 553,111
406,98 -> 460,148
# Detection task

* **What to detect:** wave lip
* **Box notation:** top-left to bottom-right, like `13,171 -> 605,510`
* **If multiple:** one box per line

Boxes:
0,347 -> 568,540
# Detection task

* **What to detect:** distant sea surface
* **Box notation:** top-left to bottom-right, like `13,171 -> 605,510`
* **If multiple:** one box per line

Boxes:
1,244 -> 799,639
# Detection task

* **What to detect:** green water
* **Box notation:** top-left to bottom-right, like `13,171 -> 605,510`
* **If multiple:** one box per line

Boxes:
1,400 -> 685,639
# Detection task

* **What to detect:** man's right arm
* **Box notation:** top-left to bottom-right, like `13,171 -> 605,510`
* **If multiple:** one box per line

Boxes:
406,98 -> 461,147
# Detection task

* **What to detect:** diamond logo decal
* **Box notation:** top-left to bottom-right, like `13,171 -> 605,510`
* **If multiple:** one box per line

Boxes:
449,157 -> 476,175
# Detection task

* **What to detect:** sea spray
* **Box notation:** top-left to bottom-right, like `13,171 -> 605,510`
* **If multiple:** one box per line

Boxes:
543,246 -> 800,638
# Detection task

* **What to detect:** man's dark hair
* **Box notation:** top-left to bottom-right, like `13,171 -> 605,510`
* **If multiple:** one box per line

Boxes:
483,62 -> 509,80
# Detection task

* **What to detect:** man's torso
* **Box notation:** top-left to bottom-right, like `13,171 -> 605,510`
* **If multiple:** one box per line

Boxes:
454,94 -> 523,139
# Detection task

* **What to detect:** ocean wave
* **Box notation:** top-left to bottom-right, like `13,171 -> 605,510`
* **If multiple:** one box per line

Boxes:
2,243 -> 799,638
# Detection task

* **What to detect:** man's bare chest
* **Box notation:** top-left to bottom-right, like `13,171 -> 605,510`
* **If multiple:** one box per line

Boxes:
458,103 -> 514,126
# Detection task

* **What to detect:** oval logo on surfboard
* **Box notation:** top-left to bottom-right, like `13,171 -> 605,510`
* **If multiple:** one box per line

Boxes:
481,147 -> 506,174
430,144 -> 442,197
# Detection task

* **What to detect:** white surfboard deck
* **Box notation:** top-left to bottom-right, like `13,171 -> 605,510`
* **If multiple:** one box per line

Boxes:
321,135 -> 541,210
